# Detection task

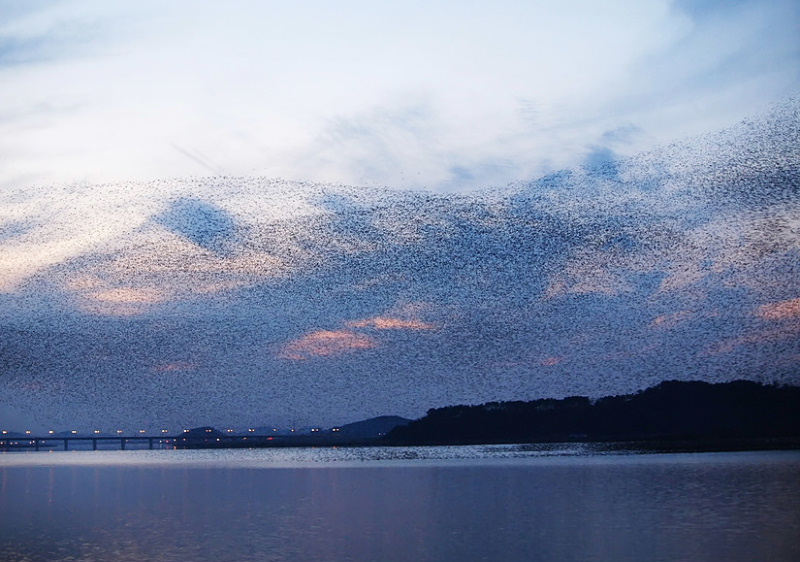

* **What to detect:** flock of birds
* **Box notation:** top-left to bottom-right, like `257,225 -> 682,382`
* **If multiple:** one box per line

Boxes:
0,98 -> 798,430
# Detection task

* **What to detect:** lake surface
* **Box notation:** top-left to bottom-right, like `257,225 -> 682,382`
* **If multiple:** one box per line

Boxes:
1,446 -> 798,562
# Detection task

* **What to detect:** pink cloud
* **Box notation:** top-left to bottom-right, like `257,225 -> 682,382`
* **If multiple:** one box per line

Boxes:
540,356 -> 564,366
702,324 -> 800,356
757,297 -> 800,321
152,362 -> 197,372
650,310 -> 693,329
279,330 -> 377,360
345,316 -> 435,330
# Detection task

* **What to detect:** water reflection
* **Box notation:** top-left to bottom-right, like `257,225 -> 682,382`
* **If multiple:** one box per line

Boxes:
1,449 -> 798,562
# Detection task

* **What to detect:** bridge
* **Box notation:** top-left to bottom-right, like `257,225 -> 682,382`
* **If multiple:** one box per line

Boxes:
0,435 -> 175,452
1,430 -> 360,452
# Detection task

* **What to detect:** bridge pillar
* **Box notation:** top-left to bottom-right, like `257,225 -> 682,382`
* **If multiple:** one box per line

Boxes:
63,439 -> 69,451
121,438 -> 126,450
92,439 -> 98,451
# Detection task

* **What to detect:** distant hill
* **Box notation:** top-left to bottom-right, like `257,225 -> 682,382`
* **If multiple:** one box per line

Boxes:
387,380 -> 800,447
171,418 -> 412,449
335,416 -> 411,439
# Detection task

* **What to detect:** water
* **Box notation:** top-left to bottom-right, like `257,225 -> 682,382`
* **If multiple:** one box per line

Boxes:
1,446 -> 798,562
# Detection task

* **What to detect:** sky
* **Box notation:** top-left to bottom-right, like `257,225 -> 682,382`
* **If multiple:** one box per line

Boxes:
0,0 -> 799,432
2,0 -> 798,191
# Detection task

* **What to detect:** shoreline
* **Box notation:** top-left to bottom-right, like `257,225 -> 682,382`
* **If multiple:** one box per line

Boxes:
3,436 -> 798,455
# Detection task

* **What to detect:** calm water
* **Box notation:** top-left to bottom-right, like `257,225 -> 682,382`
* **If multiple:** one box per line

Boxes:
1,446 -> 798,562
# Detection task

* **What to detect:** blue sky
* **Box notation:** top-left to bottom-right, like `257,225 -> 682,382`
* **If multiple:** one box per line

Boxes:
0,1 -> 798,431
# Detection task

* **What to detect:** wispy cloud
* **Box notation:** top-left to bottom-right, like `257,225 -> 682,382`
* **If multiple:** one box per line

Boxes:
702,324 -> 800,356
540,356 -> 564,367
170,145 -> 225,176
0,1 -> 796,191
757,298 -> 800,321
650,310 -> 694,330
346,317 -> 435,330
151,361 -> 197,373
279,330 -> 377,361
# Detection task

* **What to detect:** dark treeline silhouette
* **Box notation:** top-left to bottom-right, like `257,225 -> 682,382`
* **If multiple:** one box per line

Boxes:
387,380 -> 800,447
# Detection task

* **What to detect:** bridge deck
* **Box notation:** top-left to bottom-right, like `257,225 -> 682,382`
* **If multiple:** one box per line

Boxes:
0,436 -> 175,451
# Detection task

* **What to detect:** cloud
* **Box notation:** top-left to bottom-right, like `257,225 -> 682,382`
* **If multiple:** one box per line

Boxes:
0,2 -> 112,68
151,361 -> 197,373
278,330 -> 377,361
171,145 -> 225,176
757,298 -> 800,321
540,356 -> 564,367
70,286 -> 169,317
88,288 -> 164,304
278,306 -> 437,362
1,1 -> 797,192
702,324 -> 800,356
650,310 -> 694,330
346,317 -> 435,330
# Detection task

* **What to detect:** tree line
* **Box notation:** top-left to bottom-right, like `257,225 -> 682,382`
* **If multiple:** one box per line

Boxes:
387,380 -> 800,447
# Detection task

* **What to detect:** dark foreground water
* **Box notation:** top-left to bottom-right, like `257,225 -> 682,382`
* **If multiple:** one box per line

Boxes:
1,446 -> 798,562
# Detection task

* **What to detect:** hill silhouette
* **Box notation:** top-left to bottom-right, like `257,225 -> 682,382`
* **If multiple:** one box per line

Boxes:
335,416 -> 410,438
387,380 -> 800,447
